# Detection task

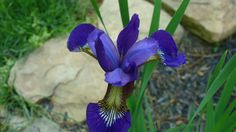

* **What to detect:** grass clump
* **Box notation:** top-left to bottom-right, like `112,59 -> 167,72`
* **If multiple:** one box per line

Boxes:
0,0 -> 91,121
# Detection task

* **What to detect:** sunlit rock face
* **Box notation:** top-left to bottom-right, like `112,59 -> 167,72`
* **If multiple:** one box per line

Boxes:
157,0 -> 236,43
98,0 -> 185,44
8,37 -> 107,122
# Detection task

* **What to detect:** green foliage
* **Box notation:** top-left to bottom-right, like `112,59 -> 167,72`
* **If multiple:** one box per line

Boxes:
167,52 -> 236,132
184,52 -> 236,131
0,0 -> 89,118
90,0 -> 108,33
204,53 -> 236,132
118,0 -> 130,27
165,0 -> 190,35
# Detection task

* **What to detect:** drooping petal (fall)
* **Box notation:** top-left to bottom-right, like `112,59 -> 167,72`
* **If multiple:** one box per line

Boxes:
86,103 -> 131,132
105,68 -> 137,87
67,24 -> 95,52
117,14 -> 140,57
95,34 -> 120,72
87,29 -> 104,56
151,30 -> 186,67
122,38 -> 158,69
161,52 -> 186,67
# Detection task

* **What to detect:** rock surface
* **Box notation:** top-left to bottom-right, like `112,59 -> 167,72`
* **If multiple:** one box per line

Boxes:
160,0 -> 236,43
8,116 -> 28,131
23,117 -> 60,132
98,0 -> 184,43
8,37 -> 107,122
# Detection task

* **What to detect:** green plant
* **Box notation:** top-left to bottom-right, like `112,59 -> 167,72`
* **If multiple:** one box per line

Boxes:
0,0 -> 90,120
167,51 -> 236,132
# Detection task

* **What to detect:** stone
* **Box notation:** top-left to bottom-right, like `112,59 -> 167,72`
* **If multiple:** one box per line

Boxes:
8,37 -> 107,122
160,0 -> 236,43
8,116 -> 28,131
23,117 -> 60,132
98,0 -> 185,43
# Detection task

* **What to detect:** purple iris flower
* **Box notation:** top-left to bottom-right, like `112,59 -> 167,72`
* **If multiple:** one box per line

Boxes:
67,14 -> 185,132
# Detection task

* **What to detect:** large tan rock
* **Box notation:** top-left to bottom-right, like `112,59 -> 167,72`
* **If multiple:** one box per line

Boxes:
98,0 -> 185,43
8,37 -> 107,122
161,0 -> 236,43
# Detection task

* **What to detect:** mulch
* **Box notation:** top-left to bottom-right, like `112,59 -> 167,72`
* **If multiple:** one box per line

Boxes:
148,31 -> 236,131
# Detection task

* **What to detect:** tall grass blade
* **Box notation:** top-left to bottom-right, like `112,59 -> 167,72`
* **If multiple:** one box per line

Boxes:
148,0 -> 161,36
144,95 -> 156,132
205,100 -> 214,132
185,53 -> 236,131
214,66 -> 236,121
215,99 -> 236,131
134,0 -> 161,115
166,0 -> 190,35
207,51 -> 227,88
118,0 -> 130,27
90,0 -> 108,33
132,0 -> 161,129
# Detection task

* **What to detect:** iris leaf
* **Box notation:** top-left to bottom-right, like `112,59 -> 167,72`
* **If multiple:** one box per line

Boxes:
144,95 -> 156,132
134,0 -> 161,116
207,51 -> 227,88
118,0 -> 130,27
149,0 -> 161,36
90,0 -> 108,33
166,0 -> 190,35
185,53 -> 236,131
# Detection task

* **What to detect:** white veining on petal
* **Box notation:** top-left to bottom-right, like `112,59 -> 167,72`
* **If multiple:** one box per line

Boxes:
157,49 -> 166,65
98,105 -> 125,127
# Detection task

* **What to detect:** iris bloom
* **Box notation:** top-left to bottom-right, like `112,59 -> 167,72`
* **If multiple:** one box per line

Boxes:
67,14 -> 185,132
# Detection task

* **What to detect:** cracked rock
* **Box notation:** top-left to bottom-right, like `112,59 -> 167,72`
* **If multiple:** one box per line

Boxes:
160,0 -> 236,43
8,37 -> 107,122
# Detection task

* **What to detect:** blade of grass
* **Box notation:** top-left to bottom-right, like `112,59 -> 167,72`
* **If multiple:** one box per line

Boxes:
207,51 -> 227,88
185,53 -> 236,131
118,0 -> 130,27
90,0 -> 108,33
148,0 -> 161,36
133,0 -> 190,129
215,99 -> 236,131
131,0 -> 161,129
144,95 -> 156,132
223,111 -> 236,132
166,0 -> 190,35
167,124 -> 190,132
204,100 -> 214,132
133,0 -> 161,116
214,66 -> 236,121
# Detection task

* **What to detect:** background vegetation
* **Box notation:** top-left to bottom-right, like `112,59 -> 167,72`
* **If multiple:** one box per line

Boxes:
0,0 -> 91,129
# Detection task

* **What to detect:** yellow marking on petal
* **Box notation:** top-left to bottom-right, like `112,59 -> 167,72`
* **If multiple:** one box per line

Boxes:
107,86 -> 122,108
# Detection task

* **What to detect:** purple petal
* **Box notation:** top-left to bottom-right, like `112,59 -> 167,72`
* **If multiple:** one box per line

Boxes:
117,14 -> 140,56
151,30 -> 177,55
95,34 -> 119,72
122,38 -> 158,69
86,103 -> 131,132
151,30 -> 186,67
162,52 -> 186,67
105,68 -> 138,86
87,29 -> 104,56
67,24 -> 95,52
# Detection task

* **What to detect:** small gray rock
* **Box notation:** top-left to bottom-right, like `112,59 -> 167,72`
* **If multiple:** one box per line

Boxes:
23,117 -> 60,132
